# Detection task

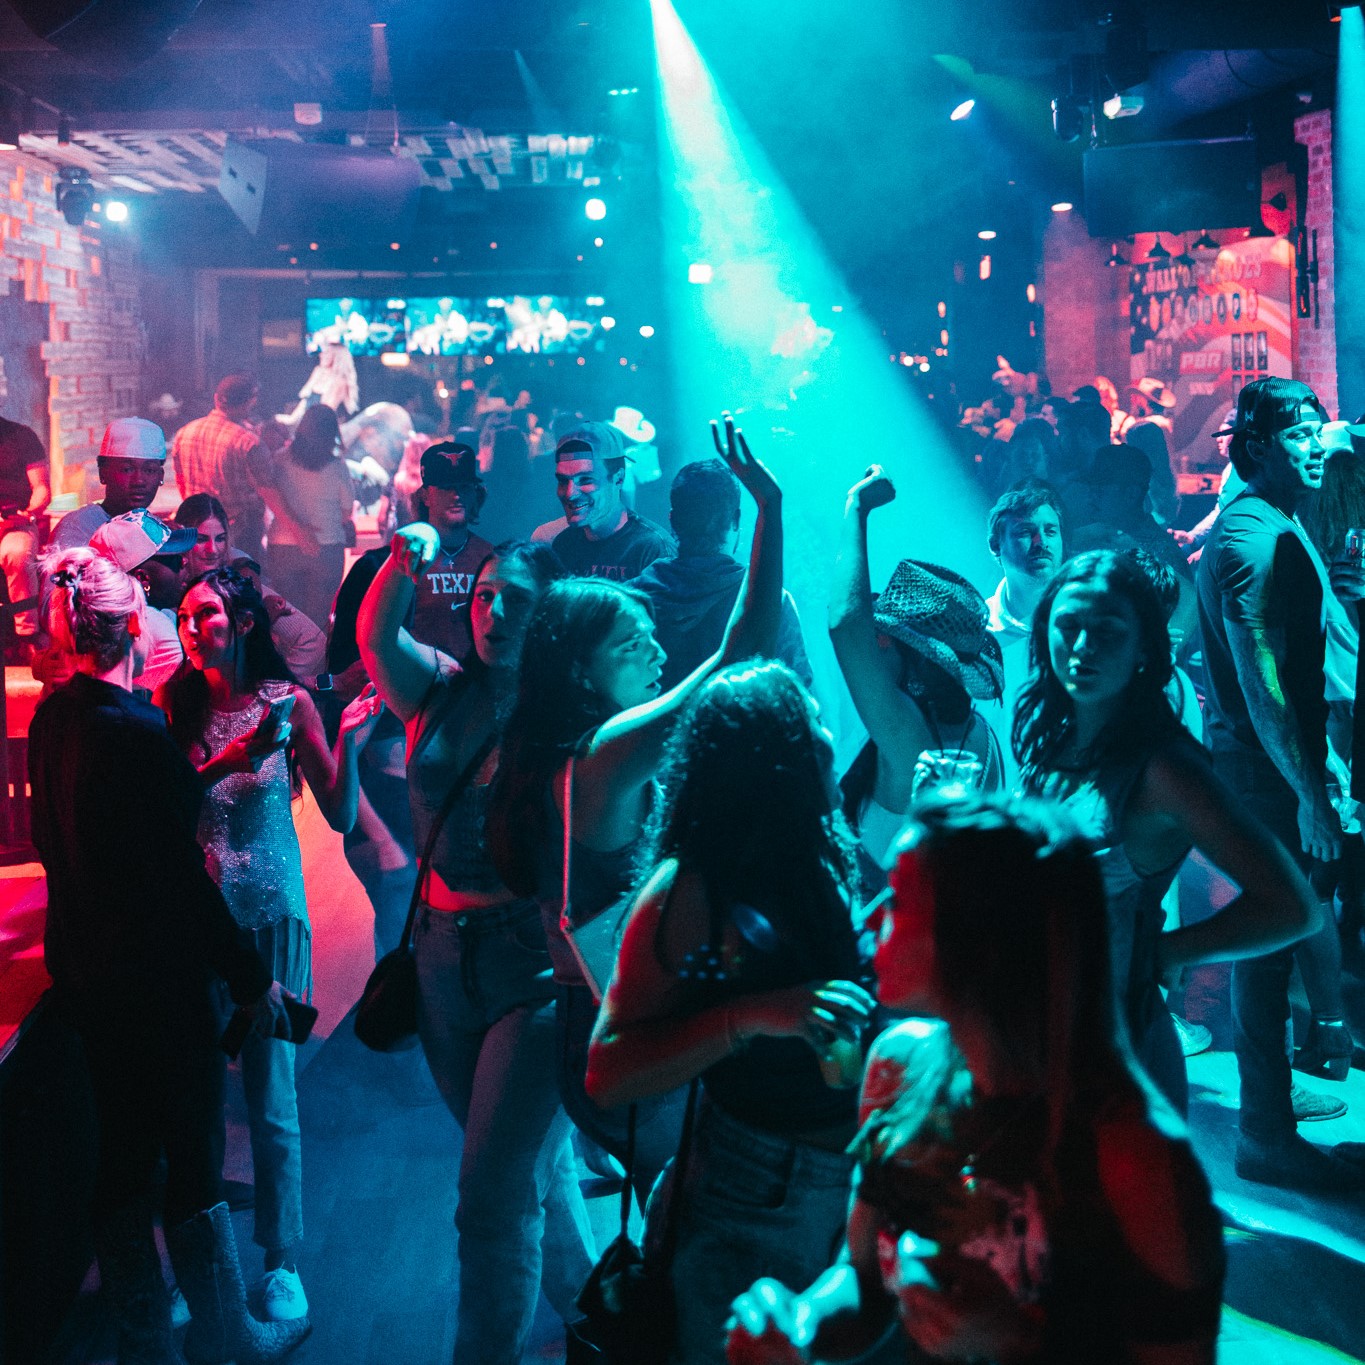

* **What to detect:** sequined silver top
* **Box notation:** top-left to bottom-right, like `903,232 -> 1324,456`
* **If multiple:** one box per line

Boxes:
197,682 -> 309,932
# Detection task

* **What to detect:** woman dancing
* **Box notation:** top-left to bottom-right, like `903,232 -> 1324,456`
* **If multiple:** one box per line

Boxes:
487,414 -> 783,1198
357,534 -> 597,1363
158,567 -> 380,1322
1015,549 -> 1317,1114
586,659 -> 876,1365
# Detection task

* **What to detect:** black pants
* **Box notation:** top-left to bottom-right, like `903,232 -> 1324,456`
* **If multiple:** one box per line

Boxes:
74,998 -> 227,1231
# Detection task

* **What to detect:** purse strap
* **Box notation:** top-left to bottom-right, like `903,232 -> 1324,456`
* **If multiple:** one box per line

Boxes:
621,1079 -> 700,1269
396,723 -> 497,954
560,755 -> 576,933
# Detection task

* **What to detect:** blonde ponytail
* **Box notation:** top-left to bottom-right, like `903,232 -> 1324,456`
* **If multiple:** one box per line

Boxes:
41,547 -> 144,672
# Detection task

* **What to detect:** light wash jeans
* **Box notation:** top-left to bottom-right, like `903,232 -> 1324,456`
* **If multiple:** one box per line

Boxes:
650,1098 -> 854,1365
238,1029 -> 303,1257
414,900 -> 597,1365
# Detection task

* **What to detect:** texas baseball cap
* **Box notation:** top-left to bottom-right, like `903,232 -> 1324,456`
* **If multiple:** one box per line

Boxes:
420,441 -> 481,488
99,417 -> 167,462
89,509 -> 195,571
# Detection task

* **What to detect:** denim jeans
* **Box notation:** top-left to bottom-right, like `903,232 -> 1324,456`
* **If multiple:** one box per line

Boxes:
1213,748 -> 1323,1141
555,980 -> 688,1204
344,727 -> 417,960
239,1029 -> 303,1256
414,900 -> 597,1365
651,1098 -> 854,1365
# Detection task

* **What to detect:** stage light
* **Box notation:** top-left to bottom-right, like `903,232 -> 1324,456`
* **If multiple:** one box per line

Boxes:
639,325 -> 655,338
56,168 -> 95,226
977,229 -> 997,240
1051,201 -> 1073,213
1026,283 -> 1037,303
600,316 -> 616,329
104,200 -> 129,223
1051,95 -> 1084,144
380,352 -> 410,368
919,362 -> 930,373
586,295 -> 605,306
950,99 -> 975,122
687,262 -> 713,283
585,197 -> 607,221
978,255 -> 991,279
594,237 -> 604,246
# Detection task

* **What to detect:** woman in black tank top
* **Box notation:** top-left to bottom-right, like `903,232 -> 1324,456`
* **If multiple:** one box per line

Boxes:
358,533 -> 593,1365
486,414 -> 786,1198
586,660 -> 877,1365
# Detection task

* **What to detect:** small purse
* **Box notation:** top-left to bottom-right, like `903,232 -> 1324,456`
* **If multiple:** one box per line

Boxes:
353,726 -> 495,1052
571,1080 -> 700,1365
559,756 -> 636,1001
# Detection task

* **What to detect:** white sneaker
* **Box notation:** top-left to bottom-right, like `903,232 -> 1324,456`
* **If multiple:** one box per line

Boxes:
258,1267 -> 309,1322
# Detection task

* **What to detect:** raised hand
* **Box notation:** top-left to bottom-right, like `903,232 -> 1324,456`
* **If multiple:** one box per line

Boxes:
712,411 -> 781,509
389,521 -> 442,581
725,1279 -> 812,1365
338,682 -> 385,746
848,464 -> 895,515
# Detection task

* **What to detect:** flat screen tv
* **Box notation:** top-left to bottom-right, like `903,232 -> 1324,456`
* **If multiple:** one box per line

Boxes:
304,297 -> 407,355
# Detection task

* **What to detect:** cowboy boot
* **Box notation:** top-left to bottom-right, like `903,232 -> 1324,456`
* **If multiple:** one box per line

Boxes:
93,1203 -> 187,1365
165,1202 -> 310,1365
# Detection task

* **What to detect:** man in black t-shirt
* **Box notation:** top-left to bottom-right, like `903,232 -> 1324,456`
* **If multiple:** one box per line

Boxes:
0,412 -> 51,650
1196,377 -> 1363,1193
551,423 -> 672,580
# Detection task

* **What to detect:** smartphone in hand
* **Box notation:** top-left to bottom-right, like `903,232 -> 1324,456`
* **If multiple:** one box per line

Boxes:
262,692 -> 295,736
220,997 -> 319,1058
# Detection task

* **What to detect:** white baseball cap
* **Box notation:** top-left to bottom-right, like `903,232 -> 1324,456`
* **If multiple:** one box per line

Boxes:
99,417 -> 166,462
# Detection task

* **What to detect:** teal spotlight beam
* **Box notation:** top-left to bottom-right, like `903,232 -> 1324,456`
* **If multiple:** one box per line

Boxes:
648,0 -> 991,608
1338,7 -> 1365,422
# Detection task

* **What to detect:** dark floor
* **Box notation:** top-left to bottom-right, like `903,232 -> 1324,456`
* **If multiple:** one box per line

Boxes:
43,805 -> 1365,1364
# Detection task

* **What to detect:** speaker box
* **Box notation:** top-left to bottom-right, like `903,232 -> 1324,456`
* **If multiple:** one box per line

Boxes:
218,139 -> 422,246
1083,137 -> 1261,238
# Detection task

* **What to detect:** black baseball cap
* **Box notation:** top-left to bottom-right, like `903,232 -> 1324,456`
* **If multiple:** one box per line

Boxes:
420,442 -> 482,489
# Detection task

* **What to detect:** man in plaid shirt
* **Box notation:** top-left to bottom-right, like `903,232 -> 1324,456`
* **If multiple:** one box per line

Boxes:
172,374 -> 273,561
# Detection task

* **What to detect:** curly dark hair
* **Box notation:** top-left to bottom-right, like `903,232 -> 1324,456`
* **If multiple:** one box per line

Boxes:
637,660 -> 860,977
487,577 -> 654,896
1013,550 -> 1177,786
163,568 -> 298,772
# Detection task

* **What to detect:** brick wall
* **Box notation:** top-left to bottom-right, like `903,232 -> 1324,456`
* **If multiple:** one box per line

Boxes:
0,149 -> 144,499
1294,109 -> 1337,417
1040,208 -> 1129,400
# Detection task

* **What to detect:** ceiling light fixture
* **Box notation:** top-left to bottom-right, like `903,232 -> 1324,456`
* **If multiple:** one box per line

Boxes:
1144,235 -> 1171,262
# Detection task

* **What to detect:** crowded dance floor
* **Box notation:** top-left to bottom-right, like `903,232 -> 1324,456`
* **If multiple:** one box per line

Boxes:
2,0 -> 1365,1361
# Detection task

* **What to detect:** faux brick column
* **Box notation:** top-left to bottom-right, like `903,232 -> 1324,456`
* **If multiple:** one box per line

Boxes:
1295,110 -> 1339,417
1040,208 -> 1129,401
0,150 -> 145,500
